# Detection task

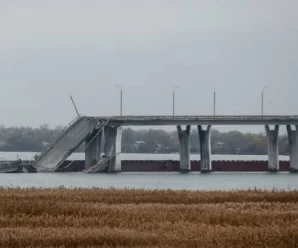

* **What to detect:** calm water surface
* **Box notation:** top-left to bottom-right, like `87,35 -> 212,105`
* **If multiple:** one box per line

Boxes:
0,152 -> 295,191
1,172 -> 297,190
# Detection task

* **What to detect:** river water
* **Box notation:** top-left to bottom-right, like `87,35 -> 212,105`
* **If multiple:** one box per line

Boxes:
0,172 -> 297,191
0,152 -> 296,190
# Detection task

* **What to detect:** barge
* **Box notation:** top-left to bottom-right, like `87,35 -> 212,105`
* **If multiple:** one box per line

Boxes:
55,160 -> 291,172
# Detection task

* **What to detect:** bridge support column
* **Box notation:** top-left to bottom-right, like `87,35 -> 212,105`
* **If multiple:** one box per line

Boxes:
177,125 -> 191,171
265,125 -> 279,171
104,126 -> 122,172
85,131 -> 102,169
287,125 -> 298,172
198,125 -> 212,172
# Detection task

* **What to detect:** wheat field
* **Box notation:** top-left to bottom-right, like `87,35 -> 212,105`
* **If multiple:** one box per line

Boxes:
0,188 -> 297,247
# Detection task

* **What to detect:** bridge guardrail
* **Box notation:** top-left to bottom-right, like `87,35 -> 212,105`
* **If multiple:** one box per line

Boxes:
100,115 -> 298,123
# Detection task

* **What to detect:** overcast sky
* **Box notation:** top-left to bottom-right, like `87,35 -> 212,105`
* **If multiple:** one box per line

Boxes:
0,1 -> 297,132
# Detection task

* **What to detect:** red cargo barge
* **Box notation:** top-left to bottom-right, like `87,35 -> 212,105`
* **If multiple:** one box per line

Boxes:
121,160 -> 290,172
57,160 -> 291,172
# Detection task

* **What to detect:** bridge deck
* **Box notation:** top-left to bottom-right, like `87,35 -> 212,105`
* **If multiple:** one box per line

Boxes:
94,115 -> 298,126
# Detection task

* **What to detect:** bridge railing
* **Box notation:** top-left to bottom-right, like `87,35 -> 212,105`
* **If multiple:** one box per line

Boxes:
104,115 -> 298,121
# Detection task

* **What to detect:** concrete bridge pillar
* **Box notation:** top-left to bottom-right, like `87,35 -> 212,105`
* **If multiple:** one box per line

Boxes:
104,126 -> 122,172
265,125 -> 279,171
198,125 -> 212,172
177,125 -> 191,171
85,131 -> 102,169
287,125 -> 298,172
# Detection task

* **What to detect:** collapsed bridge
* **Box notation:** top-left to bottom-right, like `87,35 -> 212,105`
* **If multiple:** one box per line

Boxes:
33,115 -> 298,172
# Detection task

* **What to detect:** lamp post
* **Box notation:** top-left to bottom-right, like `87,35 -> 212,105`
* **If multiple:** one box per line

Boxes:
173,86 -> 179,116
213,89 -> 216,116
114,84 -> 122,116
261,86 -> 268,116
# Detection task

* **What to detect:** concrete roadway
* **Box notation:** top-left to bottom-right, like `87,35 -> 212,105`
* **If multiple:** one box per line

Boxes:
92,115 -> 298,126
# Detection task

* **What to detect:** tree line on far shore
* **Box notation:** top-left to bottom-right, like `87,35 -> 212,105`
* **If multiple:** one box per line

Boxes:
122,128 -> 289,155
0,125 -> 289,155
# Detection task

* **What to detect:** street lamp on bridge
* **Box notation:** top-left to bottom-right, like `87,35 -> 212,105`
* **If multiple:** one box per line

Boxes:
213,89 -> 216,116
173,86 -> 179,116
261,86 -> 268,116
114,84 -> 123,116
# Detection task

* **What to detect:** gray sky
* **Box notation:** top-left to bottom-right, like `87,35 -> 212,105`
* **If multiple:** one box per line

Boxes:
0,0 -> 297,132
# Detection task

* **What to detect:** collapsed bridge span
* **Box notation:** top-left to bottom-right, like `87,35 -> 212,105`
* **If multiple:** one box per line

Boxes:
33,117 -> 99,172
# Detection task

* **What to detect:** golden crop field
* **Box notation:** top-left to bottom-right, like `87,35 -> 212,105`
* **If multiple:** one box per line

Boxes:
0,188 -> 298,248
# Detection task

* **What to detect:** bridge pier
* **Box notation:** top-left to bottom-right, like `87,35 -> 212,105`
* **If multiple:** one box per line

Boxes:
198,125 -> 212,172
104,126 -> 122,172
265,125 -> 279,171
85,130 -> 102,169
177,125 -> 191,171
287,125 -> 298,172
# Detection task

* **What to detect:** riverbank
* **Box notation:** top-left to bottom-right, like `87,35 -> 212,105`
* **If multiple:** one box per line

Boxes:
0,188 -> 297,247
